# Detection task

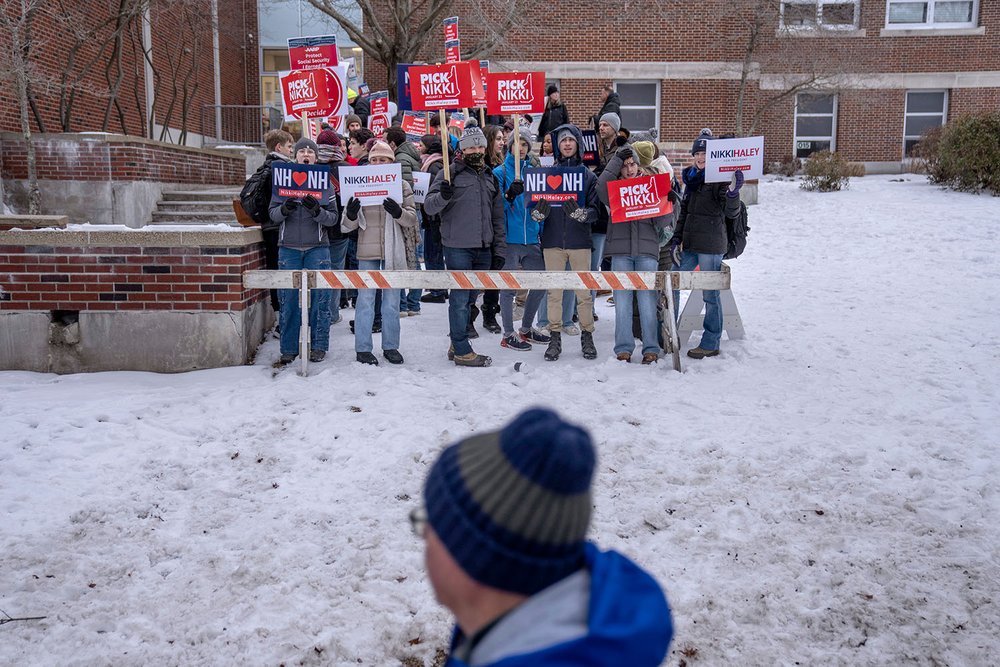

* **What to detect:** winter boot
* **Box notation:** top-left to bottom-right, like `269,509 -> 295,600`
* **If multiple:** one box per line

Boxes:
686,347 -> 720,359
453,352 -> 492,367
544,331 -> 562,361
482,312 -> 501,334
382,349 -> 404,365
581,331 -> 597,360
309,350 -> 326,363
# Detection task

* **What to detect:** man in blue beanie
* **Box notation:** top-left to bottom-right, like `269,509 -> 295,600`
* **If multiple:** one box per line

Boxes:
416,407 -> 673,666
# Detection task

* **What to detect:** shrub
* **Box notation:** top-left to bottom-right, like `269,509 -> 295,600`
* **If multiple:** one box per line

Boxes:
914,112 -> 1000,195
766,157 -> 801,177
800,150 -> 851,192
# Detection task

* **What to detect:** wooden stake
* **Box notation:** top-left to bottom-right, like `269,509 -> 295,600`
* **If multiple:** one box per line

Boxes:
439,108 -> 450,183
514,122 -> 521,181
479,108 -> 486,127
300,111 -> 310,141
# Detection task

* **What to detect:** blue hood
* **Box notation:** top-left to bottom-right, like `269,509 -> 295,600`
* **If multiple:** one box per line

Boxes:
549,123 -> 586,167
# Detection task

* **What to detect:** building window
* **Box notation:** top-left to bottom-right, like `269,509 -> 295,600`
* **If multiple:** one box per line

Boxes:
614,82 -> 659,133
903,90 -> 948,156
794,93 -> 837,158
781,1 -> 860,28
886,1 -> 978,28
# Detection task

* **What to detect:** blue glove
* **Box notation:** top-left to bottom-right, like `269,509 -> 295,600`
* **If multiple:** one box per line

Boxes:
727,170 -> 745,197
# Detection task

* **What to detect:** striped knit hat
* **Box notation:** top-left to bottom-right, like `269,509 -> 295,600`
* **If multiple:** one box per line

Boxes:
423,407 -> 595,595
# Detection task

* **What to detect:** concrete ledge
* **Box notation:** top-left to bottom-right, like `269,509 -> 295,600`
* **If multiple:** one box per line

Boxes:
0,131 -> 246,161
879,26 -> 986,37
0,227 -> 262,247
0,215 -> 69,231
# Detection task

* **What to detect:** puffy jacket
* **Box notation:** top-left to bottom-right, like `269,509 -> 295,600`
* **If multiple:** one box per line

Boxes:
539,124 -> 599,251
443,543 -> 673,667
321,160 -> 349,242
340,181 -> 418,269
597,150 -> 676,260
423,160 -> 506,257
493,152 -> 539,245
394,141 -> 422,186
268,183 -> 340,249
671,166 -> 741,255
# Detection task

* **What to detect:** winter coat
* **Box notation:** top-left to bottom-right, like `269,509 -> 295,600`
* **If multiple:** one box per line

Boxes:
319,160 -> 349,242
420,156 -> 444,230
340,180 -> 418,269
537,102 -> 570,142
254,152 -> 291,232
268,172 -> 340,249
423,160 -> 506,257
351,96 -> 370,127
597,151 -> 675,260
394,141 -> 422,187
493,152 -> 540,246
593,91 -> 621,129
670,166 -> 741,255
443,543 -> 673,667
539,124 -> 599,251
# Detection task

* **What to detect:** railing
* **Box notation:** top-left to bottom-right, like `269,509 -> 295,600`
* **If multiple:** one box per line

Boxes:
200,105 -> 284,146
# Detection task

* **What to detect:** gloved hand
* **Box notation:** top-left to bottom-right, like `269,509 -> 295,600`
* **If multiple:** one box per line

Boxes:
382,197 -> 403,219
345,197 -> 361,221
727,170 -> 745,197
439,179 -> 454,201
490,254 -> 505,270
617,146 -> 634,161
666,239 -> 682,268
505,179 -> 524,202
302,195 -> 321,216
530,199 -> 551,223
279,199 -> 299,217
614,135 -> 628,147
564,198 -> 588,223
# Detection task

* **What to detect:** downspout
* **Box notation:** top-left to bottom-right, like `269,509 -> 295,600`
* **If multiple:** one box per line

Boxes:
142,5 -> 155,139
211,0 -> 223,146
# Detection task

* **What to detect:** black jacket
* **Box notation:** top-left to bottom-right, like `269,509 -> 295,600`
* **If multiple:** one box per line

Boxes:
538,102 -> 570,142
671,166 -> 741,255
593,92 -> 621,129
351,96 -> 371,127
539,124 -> 599,251
424,160 -> 506,255
420,160 -> 444,229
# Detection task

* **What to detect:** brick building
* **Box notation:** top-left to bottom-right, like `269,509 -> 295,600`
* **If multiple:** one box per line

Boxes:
365,0 -> 999,172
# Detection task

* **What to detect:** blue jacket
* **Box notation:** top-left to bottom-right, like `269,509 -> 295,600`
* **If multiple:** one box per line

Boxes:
493,152 -> 540,246
445,543 -> 673,666
540,124 -> 599,251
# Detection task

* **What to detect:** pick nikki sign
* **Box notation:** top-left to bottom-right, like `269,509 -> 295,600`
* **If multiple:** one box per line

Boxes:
487,72 -> 546,115
272,163 -> 332,205
523,167 -> 587,207
408,62 -> 476,111
279,66 -> 349,120
607,173 -> 673,223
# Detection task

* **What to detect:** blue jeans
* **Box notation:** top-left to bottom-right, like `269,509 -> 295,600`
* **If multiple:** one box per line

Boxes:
355,258 -> 400,353
444,246 -> 491,355
590,232 -> 607,313
278,246 -> 332,355
500,244 -> 546,336
423,224 -> 447,297
328,238 -> 349,322
611,255 -> 659,355
673,250 -> 723,351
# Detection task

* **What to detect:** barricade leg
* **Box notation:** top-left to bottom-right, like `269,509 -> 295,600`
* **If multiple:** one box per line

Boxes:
299,270 -> 310,377
677,289 -> 744,344
662,281 -> 682,372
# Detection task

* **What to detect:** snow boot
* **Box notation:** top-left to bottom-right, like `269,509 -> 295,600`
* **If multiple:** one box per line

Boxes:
482,312 -> 501,334
309,350 -> 326,363
581,331 -> 597,360
356,351 -> 379,365
454,352 -> 492,367
382,349 -> 404,365
544,331 -> 562,361
686,347 -> 720,359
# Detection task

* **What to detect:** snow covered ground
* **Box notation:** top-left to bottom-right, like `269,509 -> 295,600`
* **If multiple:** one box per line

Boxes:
2,175 -> 999,666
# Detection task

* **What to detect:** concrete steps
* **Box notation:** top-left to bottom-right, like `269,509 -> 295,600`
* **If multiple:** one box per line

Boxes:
149,190 -> 243,226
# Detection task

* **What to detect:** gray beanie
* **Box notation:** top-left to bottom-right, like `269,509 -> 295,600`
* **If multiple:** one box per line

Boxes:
459,124 -> 487,151
599,113 -> 621,133
507,125 -> 535,154
556,129 -> 576,146
294,137 -> 319,155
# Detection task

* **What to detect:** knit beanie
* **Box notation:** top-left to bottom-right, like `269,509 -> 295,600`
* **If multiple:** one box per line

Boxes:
599,113 -> 621,133
293,137 -> 319,156
345,113 -> 362,128
459,122 -> 488,151
691,128 -> 713,154
546,84 -> 559,96
632,141 -> 656,167
368,140 -> 395,162
316,129 -> 341,146
423,407 -> 596,596
507,125 -> 535,154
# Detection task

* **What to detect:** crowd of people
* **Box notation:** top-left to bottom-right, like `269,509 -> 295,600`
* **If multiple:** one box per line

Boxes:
246,84 -> 745,368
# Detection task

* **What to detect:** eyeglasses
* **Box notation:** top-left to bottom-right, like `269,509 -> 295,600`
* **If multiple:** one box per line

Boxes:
409,506 -> 427,538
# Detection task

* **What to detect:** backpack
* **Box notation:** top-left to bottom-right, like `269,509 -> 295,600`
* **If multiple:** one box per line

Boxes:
239,162 -> 275,228
724,200 -> 750,259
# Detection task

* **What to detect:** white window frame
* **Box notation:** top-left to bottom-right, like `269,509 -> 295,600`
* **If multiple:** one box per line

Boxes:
780,0 -> 862,30
885,0 -> 979,29
903,89 -> 948,157
613,80 -> 661,135
793,92 -> 839,158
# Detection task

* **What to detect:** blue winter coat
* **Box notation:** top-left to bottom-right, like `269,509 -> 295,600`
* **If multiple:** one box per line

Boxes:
493,152 -> 540,246
444,543 -> 673,666
540,124 -> 599,251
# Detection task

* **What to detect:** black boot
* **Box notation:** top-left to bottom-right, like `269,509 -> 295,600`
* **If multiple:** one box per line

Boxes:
482,312 -> 501,334
581,331 -> 597,360
544,331 -> 561,361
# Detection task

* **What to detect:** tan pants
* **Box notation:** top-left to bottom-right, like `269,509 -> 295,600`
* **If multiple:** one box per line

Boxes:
543,247 -> 594,333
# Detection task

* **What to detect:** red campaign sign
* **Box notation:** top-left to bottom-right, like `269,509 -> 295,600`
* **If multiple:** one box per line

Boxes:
443,16 -> 458,41
470,61 -> 486,107
487,72 -> 546,115
448,113 -> 466,132
408,62 -> 476,111
369,90 -> 389,115
280,67 -> 348,120
288,35 -> 339,70
607,172 -> 674,224
445,39 -> 461,64
401,112 -> 427,136
368,113 -> 391,135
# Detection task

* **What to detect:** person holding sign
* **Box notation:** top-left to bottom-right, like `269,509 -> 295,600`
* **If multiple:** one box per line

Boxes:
597,145 -> 678,365
664,129 -> 743,360
268,137 -> 340,365
340,141 -> 418,366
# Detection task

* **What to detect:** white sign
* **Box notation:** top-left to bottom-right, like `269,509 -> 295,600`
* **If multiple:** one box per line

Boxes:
412,171 -> 431,204
539,156 -> 554,167
704,136 -> 764,183
339,163 -> 404,207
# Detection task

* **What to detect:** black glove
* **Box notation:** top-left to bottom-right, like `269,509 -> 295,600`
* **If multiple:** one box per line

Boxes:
505,179 -> 524,202
617,146 -> 634,161
302,195 -> 321,216
279,199 -> 299,217
382,197 -> 403,219
563,198 -> 588,223
439,179 -> 454,201
614,135 -> 628,147
345,197 -> 361,221
490,254 -> 505,270
530,198 -> 551,223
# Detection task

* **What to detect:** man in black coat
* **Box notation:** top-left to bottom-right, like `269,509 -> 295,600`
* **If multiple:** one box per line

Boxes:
591,84 -> 621,130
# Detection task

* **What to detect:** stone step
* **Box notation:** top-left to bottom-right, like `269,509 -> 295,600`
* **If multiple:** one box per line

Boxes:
145,220 -> 243,227
162,190 -> 241,202
151,211 -> 238,223
157,200 -> 235,212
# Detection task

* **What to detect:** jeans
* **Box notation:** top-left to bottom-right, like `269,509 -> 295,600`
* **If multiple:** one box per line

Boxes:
401,288 -> 422,312
500,244 -> 546,336
673,250 -> 724,351
590,232 -> 607,313
423,224 -> 447,298
355,258 -> 400,353
611,255 -> 660,355
328,238 -> 349,322
444,246 -> 491,355
543,248 -> 594,333
278,246 -> 332,355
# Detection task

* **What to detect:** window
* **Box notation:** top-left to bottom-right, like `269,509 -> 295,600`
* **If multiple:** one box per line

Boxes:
781,1 -> 860,28
262,49 -> 291,74
886,1 -> 978,28
903,90 -> 948,156
614,82 -> 659,133
794,93 -> 838,158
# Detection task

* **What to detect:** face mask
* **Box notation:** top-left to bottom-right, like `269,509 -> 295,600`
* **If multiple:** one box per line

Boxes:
464,152 -> 485,170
